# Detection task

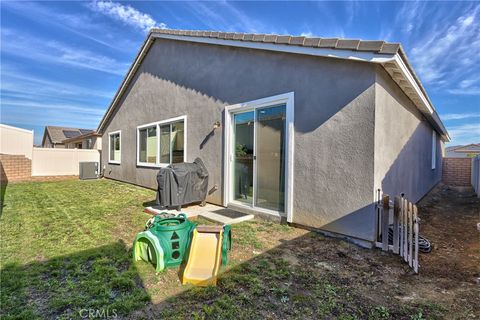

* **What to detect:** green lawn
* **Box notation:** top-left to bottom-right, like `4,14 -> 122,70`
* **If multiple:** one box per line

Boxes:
0,179 -> 464,319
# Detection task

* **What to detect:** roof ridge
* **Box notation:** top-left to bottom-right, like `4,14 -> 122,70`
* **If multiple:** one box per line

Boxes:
150,28 -> 400,54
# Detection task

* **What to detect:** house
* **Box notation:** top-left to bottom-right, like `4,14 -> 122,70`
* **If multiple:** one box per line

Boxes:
63,131 -> 102,150
446,144 -> 480,158
97,29 -> 449,246
41,126 -> 95,148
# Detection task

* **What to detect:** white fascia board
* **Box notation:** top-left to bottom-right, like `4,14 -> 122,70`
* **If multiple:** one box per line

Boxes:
153,34 -> 396,63
393,54 -> 434,114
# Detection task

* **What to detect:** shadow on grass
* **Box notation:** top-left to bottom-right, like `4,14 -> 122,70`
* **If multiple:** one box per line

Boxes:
0,161 -> 7,218
0,241 -> 150,320
151,231 -> 445,320
0,230 -> 449,320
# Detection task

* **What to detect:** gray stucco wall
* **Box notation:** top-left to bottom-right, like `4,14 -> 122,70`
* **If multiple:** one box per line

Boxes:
374,66 -> 443,203
101,38 -> 378,241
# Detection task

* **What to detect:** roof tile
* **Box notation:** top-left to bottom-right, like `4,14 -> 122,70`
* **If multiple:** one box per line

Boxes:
336,39 -> 361,50
357,40 -> 384,52
252,34 -> 265,42
303,37 -> 321,47
243,34 -> 254,41
276,35 -> 291,44
379,43 -> 400,54
233,33 -> 244,40
318,38 -> 338,48
263,34 -> 277,43
289,36 -> 306,45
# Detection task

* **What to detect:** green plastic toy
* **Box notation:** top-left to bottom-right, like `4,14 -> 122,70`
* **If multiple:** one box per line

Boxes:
133,213 -> 195,271
222,225 -> 232,266
133,213 -> 232,275
133,230 -> 164,272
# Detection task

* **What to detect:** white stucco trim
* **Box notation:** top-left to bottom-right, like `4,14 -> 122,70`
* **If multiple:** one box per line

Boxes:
136,115 -> 187,168
108,130 -> 121,164
223,92 -> 295,223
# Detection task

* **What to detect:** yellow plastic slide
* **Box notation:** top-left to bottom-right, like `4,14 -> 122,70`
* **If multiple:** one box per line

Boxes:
182,225 -> 224,286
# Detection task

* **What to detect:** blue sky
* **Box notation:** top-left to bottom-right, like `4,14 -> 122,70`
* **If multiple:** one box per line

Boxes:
1,1 -> 479,145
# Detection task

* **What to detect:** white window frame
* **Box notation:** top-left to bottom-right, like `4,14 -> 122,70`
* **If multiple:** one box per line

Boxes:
223,92 -> 295,223
136,115 -> 187,168
108,130 -> 121,164
432,130 -> 436,170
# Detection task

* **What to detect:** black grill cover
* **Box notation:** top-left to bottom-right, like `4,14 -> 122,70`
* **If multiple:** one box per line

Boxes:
156,158 -> 209,208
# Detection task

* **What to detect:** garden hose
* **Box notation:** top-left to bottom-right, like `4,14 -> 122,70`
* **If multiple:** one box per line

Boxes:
386,225 -> 432,253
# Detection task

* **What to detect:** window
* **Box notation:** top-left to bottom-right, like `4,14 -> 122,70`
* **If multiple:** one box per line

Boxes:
431,130 -> 436,169
109,131 -> 121,164
139,126 -> 157,163
137,116 -> 186,166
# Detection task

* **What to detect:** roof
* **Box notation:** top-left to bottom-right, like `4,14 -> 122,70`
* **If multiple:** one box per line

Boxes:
62,130 -> 100,143
97,28 -> 450,141
43,126 -> 94,144
447,143 -> 480,153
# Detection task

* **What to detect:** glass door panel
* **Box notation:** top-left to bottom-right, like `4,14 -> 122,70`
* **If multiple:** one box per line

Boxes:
233,112 -> 254,205
255,105 -> 286,212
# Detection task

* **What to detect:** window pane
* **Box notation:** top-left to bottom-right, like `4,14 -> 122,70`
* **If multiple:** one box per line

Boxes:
110,133 -> 120,162
147,127 -> 157,163
171,122 -> 184,163
110,135 -> 115,160
139,129 -> 147,163
115,135 -> 121,161
255,105 -> 286,212
160,125 -> 171,163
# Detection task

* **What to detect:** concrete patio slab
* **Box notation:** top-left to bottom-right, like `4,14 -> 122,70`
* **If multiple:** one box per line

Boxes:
144,203 -> 254,225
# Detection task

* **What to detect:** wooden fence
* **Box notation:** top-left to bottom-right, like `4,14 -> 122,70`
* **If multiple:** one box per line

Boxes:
375,190 -> 419,273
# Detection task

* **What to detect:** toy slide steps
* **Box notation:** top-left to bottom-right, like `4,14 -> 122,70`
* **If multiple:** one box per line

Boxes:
182,225 -> 224,286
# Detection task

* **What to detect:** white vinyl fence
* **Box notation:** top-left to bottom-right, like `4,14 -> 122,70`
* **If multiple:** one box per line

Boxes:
32,148 -> 100,176
375,191 -> 420,273
472,155 -> 480,197
0,124 -> 34,159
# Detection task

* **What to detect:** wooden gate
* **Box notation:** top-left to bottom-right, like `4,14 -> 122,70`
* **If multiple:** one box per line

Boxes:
375,190 -> 419,273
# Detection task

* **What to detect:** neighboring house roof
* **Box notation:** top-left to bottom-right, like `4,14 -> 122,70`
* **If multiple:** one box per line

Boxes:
62,131 -> 99,144
96,28 -> 450,141
447,143 -> 480,153
42,126 -> 94,145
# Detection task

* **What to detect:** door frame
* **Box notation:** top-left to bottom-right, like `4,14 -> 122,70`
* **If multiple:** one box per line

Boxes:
223,92 -> 295,222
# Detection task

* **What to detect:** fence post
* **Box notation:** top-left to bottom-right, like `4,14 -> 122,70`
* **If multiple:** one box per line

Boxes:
404,199 -> 408,262
376,189 -> 381,240
382,194 -> 390,251
408,202 -> 414,267
399,195 -> 404,258
413,205 -> 419,273
393,196 -> 401,254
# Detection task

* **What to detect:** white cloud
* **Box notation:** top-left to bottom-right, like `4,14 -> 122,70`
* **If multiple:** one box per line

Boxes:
2,1 -> 134,52
409,4 -> 480,90
1,100 -> 105,116
185,2 -> 269,34
447,123 -> 480,145
1,67 -> 114,103
1,29 -> 129,75
442,113 -> 480,121
300,32 -> 314,37
88,1 -> 166,32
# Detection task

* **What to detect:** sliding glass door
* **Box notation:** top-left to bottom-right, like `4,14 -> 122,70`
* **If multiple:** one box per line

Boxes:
231,104 -> 286,213
233,112 -> 254,205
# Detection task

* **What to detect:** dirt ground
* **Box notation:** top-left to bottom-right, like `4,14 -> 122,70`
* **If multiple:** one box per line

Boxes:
138,184 -> 480,319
